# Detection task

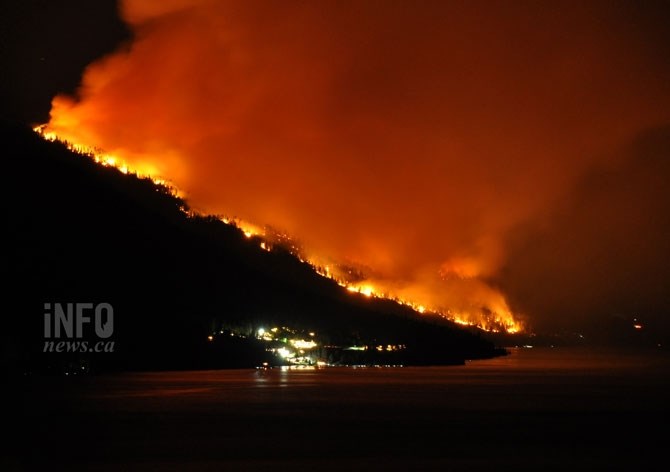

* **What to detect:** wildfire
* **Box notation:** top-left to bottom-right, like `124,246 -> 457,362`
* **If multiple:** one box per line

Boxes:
34,125 -> 183,198
308,254 -> 521,333
32,125 -> 523,334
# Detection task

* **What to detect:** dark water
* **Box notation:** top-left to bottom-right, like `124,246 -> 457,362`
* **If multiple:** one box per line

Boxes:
15,347 -> 670,471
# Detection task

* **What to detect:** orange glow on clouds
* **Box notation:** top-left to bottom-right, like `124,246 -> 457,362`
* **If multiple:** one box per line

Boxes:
39,1 -> 670,334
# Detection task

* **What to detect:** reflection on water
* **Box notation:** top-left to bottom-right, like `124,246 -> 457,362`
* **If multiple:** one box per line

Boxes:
20,346 -> 670,471
30,346 -> 670,416
80,346 -> 670,398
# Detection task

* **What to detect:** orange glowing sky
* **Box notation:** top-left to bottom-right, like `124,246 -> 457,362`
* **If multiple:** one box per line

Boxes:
40,0 -> 670,334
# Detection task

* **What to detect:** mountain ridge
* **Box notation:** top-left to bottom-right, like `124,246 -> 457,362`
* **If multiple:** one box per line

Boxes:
2,121 -> 507,374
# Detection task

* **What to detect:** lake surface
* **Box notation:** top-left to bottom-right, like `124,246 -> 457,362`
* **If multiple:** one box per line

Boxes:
16,346 -> 670,471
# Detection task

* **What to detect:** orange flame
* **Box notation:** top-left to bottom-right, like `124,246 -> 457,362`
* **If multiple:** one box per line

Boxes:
32,125 -> 522,333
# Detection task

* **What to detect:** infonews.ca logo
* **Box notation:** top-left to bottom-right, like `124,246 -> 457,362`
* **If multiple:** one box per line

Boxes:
43,302 -> 115,353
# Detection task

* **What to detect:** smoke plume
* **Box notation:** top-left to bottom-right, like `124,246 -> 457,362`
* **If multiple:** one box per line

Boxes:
44,0 -> 670,333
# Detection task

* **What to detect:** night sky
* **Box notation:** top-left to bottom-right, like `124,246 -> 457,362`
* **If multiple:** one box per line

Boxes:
2,0 -> 670,336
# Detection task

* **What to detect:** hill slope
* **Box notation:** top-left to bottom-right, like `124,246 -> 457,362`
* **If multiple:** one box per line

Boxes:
2,122 -> 506,373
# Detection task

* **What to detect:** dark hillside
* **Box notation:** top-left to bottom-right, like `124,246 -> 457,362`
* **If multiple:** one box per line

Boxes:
2,122 -> 505,373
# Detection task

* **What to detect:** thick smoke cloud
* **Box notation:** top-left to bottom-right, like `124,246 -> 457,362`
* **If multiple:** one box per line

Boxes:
500,127 -> 670,334
45,0 -> 670,333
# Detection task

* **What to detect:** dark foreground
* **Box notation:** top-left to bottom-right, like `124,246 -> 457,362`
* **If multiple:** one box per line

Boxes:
12,347 -> 670,471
